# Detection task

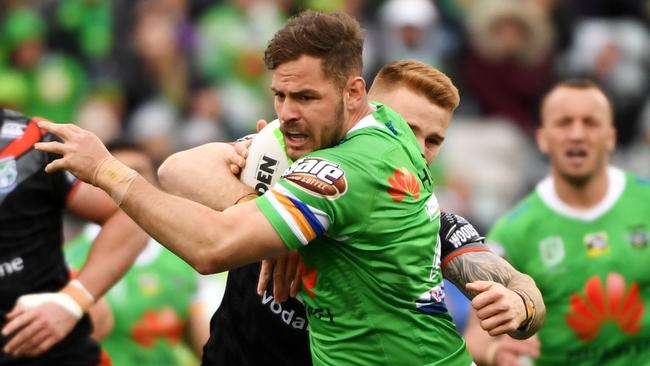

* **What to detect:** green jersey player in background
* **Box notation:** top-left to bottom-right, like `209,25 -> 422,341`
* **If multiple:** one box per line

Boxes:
465,79 -> 650,366
34,11 -> 544,365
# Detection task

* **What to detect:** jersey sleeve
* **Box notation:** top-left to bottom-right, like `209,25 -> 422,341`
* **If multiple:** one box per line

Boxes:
438,212 -> 491,272
255,149 -> 378,251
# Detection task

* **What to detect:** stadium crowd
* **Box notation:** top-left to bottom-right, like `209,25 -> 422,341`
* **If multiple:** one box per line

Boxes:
0,0 -> 648,365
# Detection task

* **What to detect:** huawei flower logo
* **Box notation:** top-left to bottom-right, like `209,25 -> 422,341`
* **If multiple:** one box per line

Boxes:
387,168 -> 420,202
565,273 -> 644,342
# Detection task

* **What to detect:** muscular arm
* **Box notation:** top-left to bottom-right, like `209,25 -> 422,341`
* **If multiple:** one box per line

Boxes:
158,143 -> 253,211
118,175 -> 287,274
443,251 -> 545,339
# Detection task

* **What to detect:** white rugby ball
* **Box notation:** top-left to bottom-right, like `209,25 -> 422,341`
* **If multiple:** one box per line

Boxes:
239,119 -> 291,195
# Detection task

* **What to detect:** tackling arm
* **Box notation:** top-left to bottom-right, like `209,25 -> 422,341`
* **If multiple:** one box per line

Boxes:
158,143 -> 254,211
439,212 -> 545,339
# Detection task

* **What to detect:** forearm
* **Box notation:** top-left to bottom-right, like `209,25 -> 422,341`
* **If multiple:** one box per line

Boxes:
464,309 -> 501,366
158,143 -> 254,210
76,210 -> 148,298
443,251 -> 545,338
117,175 -> 233,274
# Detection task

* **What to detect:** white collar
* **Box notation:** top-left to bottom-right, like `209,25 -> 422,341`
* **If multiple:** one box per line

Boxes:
536,166 -> 626,221
346,105 -> 383,136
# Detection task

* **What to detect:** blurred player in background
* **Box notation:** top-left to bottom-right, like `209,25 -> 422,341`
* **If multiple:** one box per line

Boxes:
0,109 -> 147,365
465,79 -> 650,366
35,11 -> 543,365
65,141 -> 225,366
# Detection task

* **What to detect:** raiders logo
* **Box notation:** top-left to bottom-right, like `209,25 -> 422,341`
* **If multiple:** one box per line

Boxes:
283,157 -> 347,199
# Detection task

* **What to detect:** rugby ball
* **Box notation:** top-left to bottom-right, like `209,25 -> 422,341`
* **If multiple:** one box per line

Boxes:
239,119 -> 291,195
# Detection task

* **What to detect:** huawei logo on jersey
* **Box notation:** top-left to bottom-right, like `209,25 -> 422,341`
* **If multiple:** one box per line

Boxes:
302,265 -> 318,298
387,167 -> 420,202
565,273 -> 644,341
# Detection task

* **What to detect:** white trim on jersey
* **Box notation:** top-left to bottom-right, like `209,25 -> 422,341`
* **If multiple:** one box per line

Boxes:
346,112 -> 384,136
265,185 -> 331,246
536,166 -> 626,221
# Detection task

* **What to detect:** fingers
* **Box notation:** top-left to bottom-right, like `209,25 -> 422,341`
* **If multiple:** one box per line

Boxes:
10,326 -> 49,357
273,255 -> 289,302
1,310 -> 35,338
26,335 -> 58,357
5,305 -> 23,320
466,280 -> 494,294
2,311 -> 39,353
36,120 -> 69,139
229,164 -> 242,175
481,312 -> 519,336
257,259 -> 275,295
44,159 -> 67,174
232,141 -> 250,161
256,119 -> 268,133
34,141 -> 66,155
290,259 -> 305,298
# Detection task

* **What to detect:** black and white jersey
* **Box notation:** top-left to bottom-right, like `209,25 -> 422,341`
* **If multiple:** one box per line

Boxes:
0,109 -> 98,365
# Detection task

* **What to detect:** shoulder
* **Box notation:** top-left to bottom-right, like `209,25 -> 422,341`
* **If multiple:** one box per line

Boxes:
486,192 -> 541,252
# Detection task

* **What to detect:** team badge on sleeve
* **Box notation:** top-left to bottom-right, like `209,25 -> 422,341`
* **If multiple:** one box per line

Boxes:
0,157 -> 18,194
283,157 -> 347,199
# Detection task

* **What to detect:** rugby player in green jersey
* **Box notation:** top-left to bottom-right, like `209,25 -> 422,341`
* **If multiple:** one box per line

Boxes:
34,11 -> 544,365
465,79 -> 650,366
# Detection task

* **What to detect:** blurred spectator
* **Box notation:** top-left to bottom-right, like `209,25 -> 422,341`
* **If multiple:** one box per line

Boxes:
129,97 -> 179,167
178,82 -> 229,150
614,100 -> 650,178
195,0 -> 285,136
441,117 -> 542,230
2,7 -> 88,123
118,0 -> 193,128
49,0 -> 113,66
561,18 -> 650,146
75,83 -> 126,144
463,0 -> 555,134
378,0 -> 451,71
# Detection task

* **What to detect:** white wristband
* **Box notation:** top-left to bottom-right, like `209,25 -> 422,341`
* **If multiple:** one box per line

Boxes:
16,293 -> 83,319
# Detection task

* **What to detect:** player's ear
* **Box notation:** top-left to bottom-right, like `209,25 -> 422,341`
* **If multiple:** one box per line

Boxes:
536,127 -> 549,154
606,126 -> 617,153
345,76 -> 366,111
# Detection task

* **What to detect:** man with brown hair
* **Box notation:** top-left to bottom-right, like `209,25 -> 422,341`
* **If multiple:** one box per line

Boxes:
35,11 -> 542,365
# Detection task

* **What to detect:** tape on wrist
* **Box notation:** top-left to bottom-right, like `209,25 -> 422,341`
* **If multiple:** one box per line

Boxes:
93,157 -> 138,206
61,279 -> 95,313
17,293 -> 83,319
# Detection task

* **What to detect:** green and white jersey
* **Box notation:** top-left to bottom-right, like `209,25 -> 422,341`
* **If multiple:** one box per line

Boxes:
256,104 -> 471,366
66,226 -> 227,366
488,167 -> 650,366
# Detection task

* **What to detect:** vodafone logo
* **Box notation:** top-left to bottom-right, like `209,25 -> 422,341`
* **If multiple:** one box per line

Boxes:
283,158 -> 347,199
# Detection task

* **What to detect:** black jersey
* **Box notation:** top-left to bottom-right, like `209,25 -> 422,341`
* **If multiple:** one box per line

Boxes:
202,262 -> 312,366
0,110 -> 99,365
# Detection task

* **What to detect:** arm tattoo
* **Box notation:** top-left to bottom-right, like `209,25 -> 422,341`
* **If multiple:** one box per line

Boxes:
444,251 -> 546,338
443,251 -> 515,299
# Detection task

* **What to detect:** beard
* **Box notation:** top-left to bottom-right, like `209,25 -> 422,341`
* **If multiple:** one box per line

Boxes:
322,98 -> 346,148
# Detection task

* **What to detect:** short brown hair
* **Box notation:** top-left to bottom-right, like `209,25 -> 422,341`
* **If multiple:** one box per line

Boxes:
264,10 -> 364,89
370,60 -> 460,112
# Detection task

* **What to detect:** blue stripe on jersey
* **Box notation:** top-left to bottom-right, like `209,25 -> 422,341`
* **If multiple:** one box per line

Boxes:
287,195 -> 326,237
